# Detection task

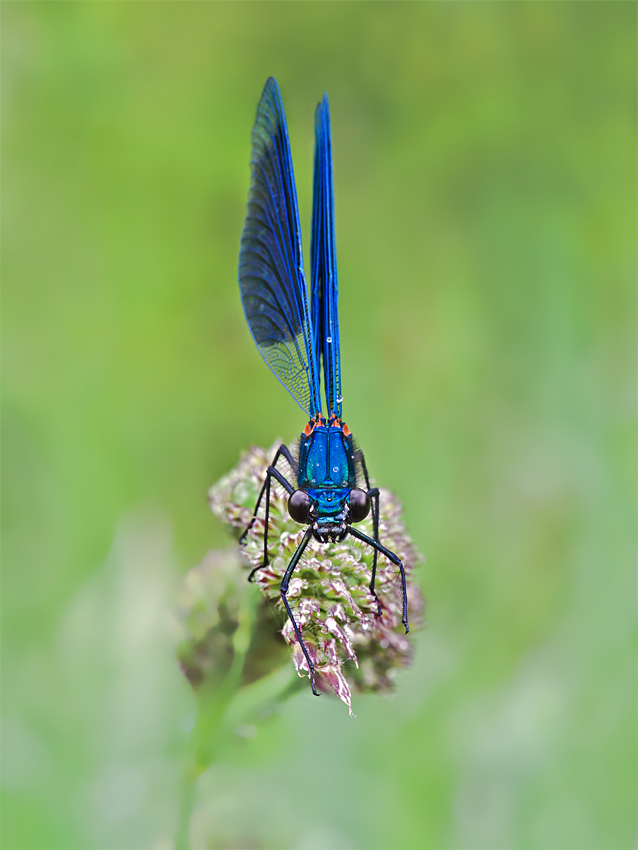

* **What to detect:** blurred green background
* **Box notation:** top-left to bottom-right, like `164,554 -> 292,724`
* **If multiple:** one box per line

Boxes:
2,2 -> 636,849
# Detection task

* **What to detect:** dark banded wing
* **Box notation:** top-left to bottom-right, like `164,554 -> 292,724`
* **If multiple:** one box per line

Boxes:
310,93 -> 342,419
239,77 -> 322,418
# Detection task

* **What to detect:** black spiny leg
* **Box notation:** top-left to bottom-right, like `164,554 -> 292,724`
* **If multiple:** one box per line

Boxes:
280,526 -> 319,695
239,444 -> 296,582
346,525 -> 409,634
356,450 -> 382,617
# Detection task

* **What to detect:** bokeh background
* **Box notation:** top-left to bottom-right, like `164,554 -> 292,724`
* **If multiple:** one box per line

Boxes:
2,2 -> 636,849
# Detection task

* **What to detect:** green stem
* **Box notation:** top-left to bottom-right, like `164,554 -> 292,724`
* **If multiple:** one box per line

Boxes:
175,760 -> 202,850
174,587 -> 257,849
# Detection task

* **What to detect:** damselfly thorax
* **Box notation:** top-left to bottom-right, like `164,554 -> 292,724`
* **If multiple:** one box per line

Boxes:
292,415 -> 371,544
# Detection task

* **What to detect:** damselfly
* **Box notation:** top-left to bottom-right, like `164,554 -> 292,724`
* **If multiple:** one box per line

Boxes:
238,78 -> 408,695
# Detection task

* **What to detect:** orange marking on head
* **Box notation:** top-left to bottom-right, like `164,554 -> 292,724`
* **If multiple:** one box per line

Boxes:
342,422 -> 351,437
303,421 -> 314,436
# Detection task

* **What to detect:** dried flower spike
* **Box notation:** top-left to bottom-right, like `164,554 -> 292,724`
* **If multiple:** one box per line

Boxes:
209,445 -> 424,713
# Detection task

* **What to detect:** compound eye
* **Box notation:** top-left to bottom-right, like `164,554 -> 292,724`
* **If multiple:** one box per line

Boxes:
349,488 -> 370,523
288,490 -> 311,524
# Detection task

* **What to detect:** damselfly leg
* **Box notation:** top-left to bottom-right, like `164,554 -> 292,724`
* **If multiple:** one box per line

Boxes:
355,449 -> 383,618
346,525 -> 409,634
280,526 -> 319,695
241,449 -> 319,695
239,444 -> 296,580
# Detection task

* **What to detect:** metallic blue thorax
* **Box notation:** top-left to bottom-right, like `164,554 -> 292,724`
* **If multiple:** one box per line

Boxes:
298,423 -> 356,524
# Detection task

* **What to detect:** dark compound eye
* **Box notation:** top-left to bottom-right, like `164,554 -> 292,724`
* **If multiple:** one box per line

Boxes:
288,490 -> 311,523
349,488 -> 370,523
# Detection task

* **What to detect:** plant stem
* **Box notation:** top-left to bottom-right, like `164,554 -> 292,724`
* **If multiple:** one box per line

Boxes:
174,587 -> 256,849
175,760 -> 202,850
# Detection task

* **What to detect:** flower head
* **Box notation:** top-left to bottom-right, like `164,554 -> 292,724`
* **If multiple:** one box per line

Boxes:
207,444 -> 424,713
